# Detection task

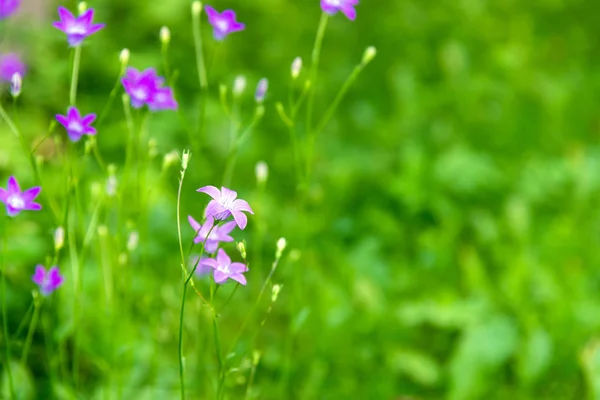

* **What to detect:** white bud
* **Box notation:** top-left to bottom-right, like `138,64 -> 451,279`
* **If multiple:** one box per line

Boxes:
160,26 -> 171,45
10,73 -> 21,98
233,75 -> 247,97
192,1 -> 203,16
127,231 -> 139,252
276,238 -> 287,259
255,161 -> 268,185
77,2 -> 87,14
271,284 -> 282,302
237,241 -> 247,259
291,57 -> 302,79
119,48 -> 130,67
181,149 -> 191,170
54,227 -> 65,251
362,46 -> 377,64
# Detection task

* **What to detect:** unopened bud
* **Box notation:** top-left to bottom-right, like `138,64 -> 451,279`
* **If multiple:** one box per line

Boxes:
255,161 -> 268,185
77,2 -> 87,14
192,1 -> 202,16
255,78 -> 268,103
362,46 -> 377,65
160,26 -> 170,45
271,284 -> 282,302
54,227 -> 65,250
291,57 -> 302,79
233,75 -> 247,97
119,48 -> 130,68
163,150 -> 179,171
127,231 -> 139,252
181,149 -> 191,170
237,241 -> 247,260
10,73 -> 21,98
276,238 -> 287,259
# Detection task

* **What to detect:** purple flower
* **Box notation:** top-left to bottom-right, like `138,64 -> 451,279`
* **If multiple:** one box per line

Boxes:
32,265 -> 64,296
0,176 -> 41,217
56,106 -> 97,142
255,78 -> 268,103
121,67 -> 177,111
188,215 -> 236,253
321,0 -> 359,21
0,0 -> 20,19
0,53 -> 26,82
189,254 -> 213,277
52,6 -> 105,47
197,186 -> 254,230
205,6 -> 245,40
201,248 -> 248,285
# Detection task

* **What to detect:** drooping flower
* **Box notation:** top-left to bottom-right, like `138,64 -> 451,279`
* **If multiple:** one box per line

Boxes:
0,176 -> 41,217
0,0 -> 20,19
255,78 -> 268,103
52,6 -> 105,47
201,248 -> 248,285
55,106 -> 97,142
197,186 -> 254,230
0,53 -> 25,82
32,265 -> 64,296
121,67 -> 177,111
320,0 -> 359,21
188,215 -> 236,253
205,6 -> 245,40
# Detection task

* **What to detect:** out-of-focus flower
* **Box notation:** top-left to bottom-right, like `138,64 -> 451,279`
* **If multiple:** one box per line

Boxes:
201,248 -> 248,285
205,6 -> 245,40
0,0 -> 20,19
320,0 -> 359,21
0,53 -> 25,82
56,106 -> 97,142
32,265 -> 64,296
188,215 -> 236,253
52,6 -> 105,47
233,75 -> 247,97
0,176 -> 41,217
54,227 -> 65,251
197,186 -> 254,230
255,78 -> 268,103
121,67 -> 177,111
291,57 -> 302,79
255,161 -> 268,184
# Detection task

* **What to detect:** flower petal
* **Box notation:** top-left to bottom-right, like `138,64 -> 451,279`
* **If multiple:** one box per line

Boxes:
200,258 -> 217,268
82,113 -> 96,125
230,273 -> 247,285
213,270 -> 229,284
204,200 -> 227,219
24,202 -> 42,212
188,215 -> 201,233
231,210 -> 248,230
21,186 -> 41,202
0,187 -> 7,202
7,176 -> 20,194
197,185 -> 221,200
32,265 -> 46,285
232,199 -> 253,214
216,248 -> 231,266
48,266 -> 63,289
204,240 -> 218,253
229,262 -> 247,274
57,6 -> 75,24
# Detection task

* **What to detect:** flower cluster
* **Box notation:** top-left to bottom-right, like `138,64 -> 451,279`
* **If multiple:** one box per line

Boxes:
189,186 -> 254,285
121,67 -> 178,111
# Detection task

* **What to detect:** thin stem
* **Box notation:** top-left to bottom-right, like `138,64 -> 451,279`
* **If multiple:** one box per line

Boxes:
20,295 -> 42,365
69,45 -> 82,106
1,217 -> 15,399
192,5 -> 208,90
305,13 -> 329,134
177,157 -> 189,400
214,313 -> 224,400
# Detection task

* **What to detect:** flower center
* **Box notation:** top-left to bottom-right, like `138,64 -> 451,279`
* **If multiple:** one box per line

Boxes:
67,23 -> 88,36
132,87 -> 149,101
216,19 -> 229,32
68,121 -> 83,133
217,263 -> 231,275
7,195 -> 24,209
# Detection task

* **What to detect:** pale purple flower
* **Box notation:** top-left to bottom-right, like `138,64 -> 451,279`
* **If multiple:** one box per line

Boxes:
32,265 -> 64,296
0,176 -> 41,217
0,53 -> 26,82
255,78 -> 268,103
197,186 -> 254,230
121,67 -> 177,111
321,0 -> 359,21
0,0 -> 20,19
188,215 -> 236,253
205,6 -> 245,40
53,6 -> 105,47
189,254 -> 212,277
56,106 -> 97,142
201,248 -> 248,285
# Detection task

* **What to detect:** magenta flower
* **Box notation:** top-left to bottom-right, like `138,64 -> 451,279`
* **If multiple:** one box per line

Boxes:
197,186 -> 254,230
121,67 -> 177,111
205,6 -> 245,40
321,0 -> 359,21
0,53 -> 26,82
0,0 -> 20,19
188,215 -> 236,253
32,265 -> 64,296
201,248 -> 248,285
52,6 -> 105,47
0,176 -> 41,217
56,106 -> 97,142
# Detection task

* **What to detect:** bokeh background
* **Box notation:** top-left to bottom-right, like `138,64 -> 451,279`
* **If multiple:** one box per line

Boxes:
2,0 -> 600,398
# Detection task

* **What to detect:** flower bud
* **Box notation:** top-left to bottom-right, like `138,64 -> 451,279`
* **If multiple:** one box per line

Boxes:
291,57 -> 302,79
192,1 -> 203,16
160,26 -> 171,45
10,73 -> 21,98
362,46 -> 377,65
54,227 -> 65,251
255,78 -> 268,103
77,2 -> 87,14
276,238 -> 287,259
119,48 -> 130,68
181,149 -> 191,170
233,75 -> 247,98
271,284 -> 282,302
255,161 -> 268,185
237,241 -> 247,260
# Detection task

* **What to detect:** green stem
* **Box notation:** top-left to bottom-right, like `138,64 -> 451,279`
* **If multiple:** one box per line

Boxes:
20,295 -> 42,365
177,158 -> 189,400
213,313 -> 224,399
192,5 -> 208,90
70,45 -> 82,106
1,217 -> 15,399
305,13 -> 329,135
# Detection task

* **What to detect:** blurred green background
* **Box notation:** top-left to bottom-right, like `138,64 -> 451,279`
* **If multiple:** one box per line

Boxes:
2,0 -> 600,398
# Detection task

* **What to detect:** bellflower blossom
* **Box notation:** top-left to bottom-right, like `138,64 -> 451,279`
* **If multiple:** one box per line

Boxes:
0,53 -> 26,82
0,0 -> 20,19
188,215 -> 236,253
201,248 -> 248,285
197,186 -> 254,230
121,67 -> 177,111
53,6 -> 105,46
56,106 -> 97,142
0,176 -> 41,217
205,6 -> 245,40
321,0 -> 359,21
32,265 -> 64,296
